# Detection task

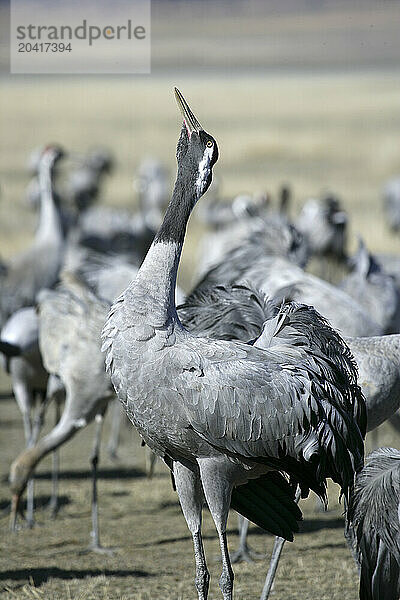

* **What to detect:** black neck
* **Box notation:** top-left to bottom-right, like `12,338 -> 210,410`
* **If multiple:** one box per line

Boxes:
154,174 -> 196,245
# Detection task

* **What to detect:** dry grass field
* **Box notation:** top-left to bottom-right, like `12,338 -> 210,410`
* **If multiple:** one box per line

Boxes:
1,72 -> 400,285
1,2 -> 400,591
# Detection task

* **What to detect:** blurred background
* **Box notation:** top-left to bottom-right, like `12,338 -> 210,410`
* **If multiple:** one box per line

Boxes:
1,0 -> 400,282
1,1 -> 400,599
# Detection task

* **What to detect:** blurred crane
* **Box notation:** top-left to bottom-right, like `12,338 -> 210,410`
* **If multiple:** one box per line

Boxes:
9,274 -> 114,553
196,234 -> 381,338
0,146 -> 65,328
340,239 -> 400,334
0,308 -> 48,527
67,148 -> 113,212
195,194 -> 295,280
296,193 -> 348,261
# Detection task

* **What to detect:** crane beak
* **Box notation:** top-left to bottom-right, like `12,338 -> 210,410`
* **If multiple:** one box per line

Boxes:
175,88 -> 202,138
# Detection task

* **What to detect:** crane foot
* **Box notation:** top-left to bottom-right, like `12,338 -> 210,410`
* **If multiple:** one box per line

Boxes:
80,543 -> 116,556
230,543 -> 266,564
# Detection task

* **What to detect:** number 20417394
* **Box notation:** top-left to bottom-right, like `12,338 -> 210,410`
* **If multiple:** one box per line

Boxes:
18,42 -> 72,52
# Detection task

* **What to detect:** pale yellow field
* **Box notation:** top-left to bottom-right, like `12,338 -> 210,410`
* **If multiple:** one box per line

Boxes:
1,70 -> 400,600
1,72 -> 400,285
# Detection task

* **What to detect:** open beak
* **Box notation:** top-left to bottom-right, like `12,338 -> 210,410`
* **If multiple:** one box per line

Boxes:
175,88 -> 203,138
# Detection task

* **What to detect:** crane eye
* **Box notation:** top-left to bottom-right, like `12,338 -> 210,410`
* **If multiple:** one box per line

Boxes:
206,140 -> 213,148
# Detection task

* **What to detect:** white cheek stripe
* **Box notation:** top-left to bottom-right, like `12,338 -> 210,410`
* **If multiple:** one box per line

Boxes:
195,145 -> 214,197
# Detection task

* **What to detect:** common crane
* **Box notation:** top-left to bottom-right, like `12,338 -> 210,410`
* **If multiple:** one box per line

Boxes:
9,273 -> 114,551
0,146 -> 65,328
102,89 -> 365,599
1,307 -> 48,527
340,239 -> 400,334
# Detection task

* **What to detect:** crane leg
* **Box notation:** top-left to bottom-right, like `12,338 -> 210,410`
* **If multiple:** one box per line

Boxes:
230,515 -> 266,563
13,383 -> 35,529
260,488 -> 301,600
24,409 -> 35,529
31,391 -> 60,517
199,462 -> 234,600
48,401 -> 61,517
216,528 -> 234,600
25,411 -> 35,529
174,462 -> 209,600
259,536 -> 286,600
145,446 -> 157,478
31,392 -> 52,445
107,398 -> 122,460
86,413 -> 113,554
25,479 -> 34,529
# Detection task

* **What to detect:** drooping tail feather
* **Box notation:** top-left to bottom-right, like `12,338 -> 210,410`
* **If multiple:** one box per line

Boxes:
231,472 -> 302,542
345,447 -> 400,600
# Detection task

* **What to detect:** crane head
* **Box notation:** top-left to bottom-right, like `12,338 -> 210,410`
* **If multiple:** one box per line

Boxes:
41,144 -> 65,170
174,88 -> 219,200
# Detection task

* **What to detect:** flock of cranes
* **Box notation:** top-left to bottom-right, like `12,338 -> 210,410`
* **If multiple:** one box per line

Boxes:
1,89 -> 400,599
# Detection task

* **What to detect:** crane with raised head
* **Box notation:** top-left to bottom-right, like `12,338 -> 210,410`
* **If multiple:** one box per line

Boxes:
102,89 -> 365,599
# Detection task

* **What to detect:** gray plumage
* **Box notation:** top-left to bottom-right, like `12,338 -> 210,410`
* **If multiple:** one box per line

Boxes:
102,89 -> 365,600
195,220 -> 309,289
197,244 -> 382,338
340,239 -> 400,333
182,282 -> 400,584
104,246 -> 365,491
345,447 -> 400,600
182,282 -> 400,434
178,283 -> 276,342
0,146 -> 64,328
345,334 -> 400,432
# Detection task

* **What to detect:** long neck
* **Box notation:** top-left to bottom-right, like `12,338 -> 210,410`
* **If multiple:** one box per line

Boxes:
36,159 -> 63,244
133,175 -> 195,323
